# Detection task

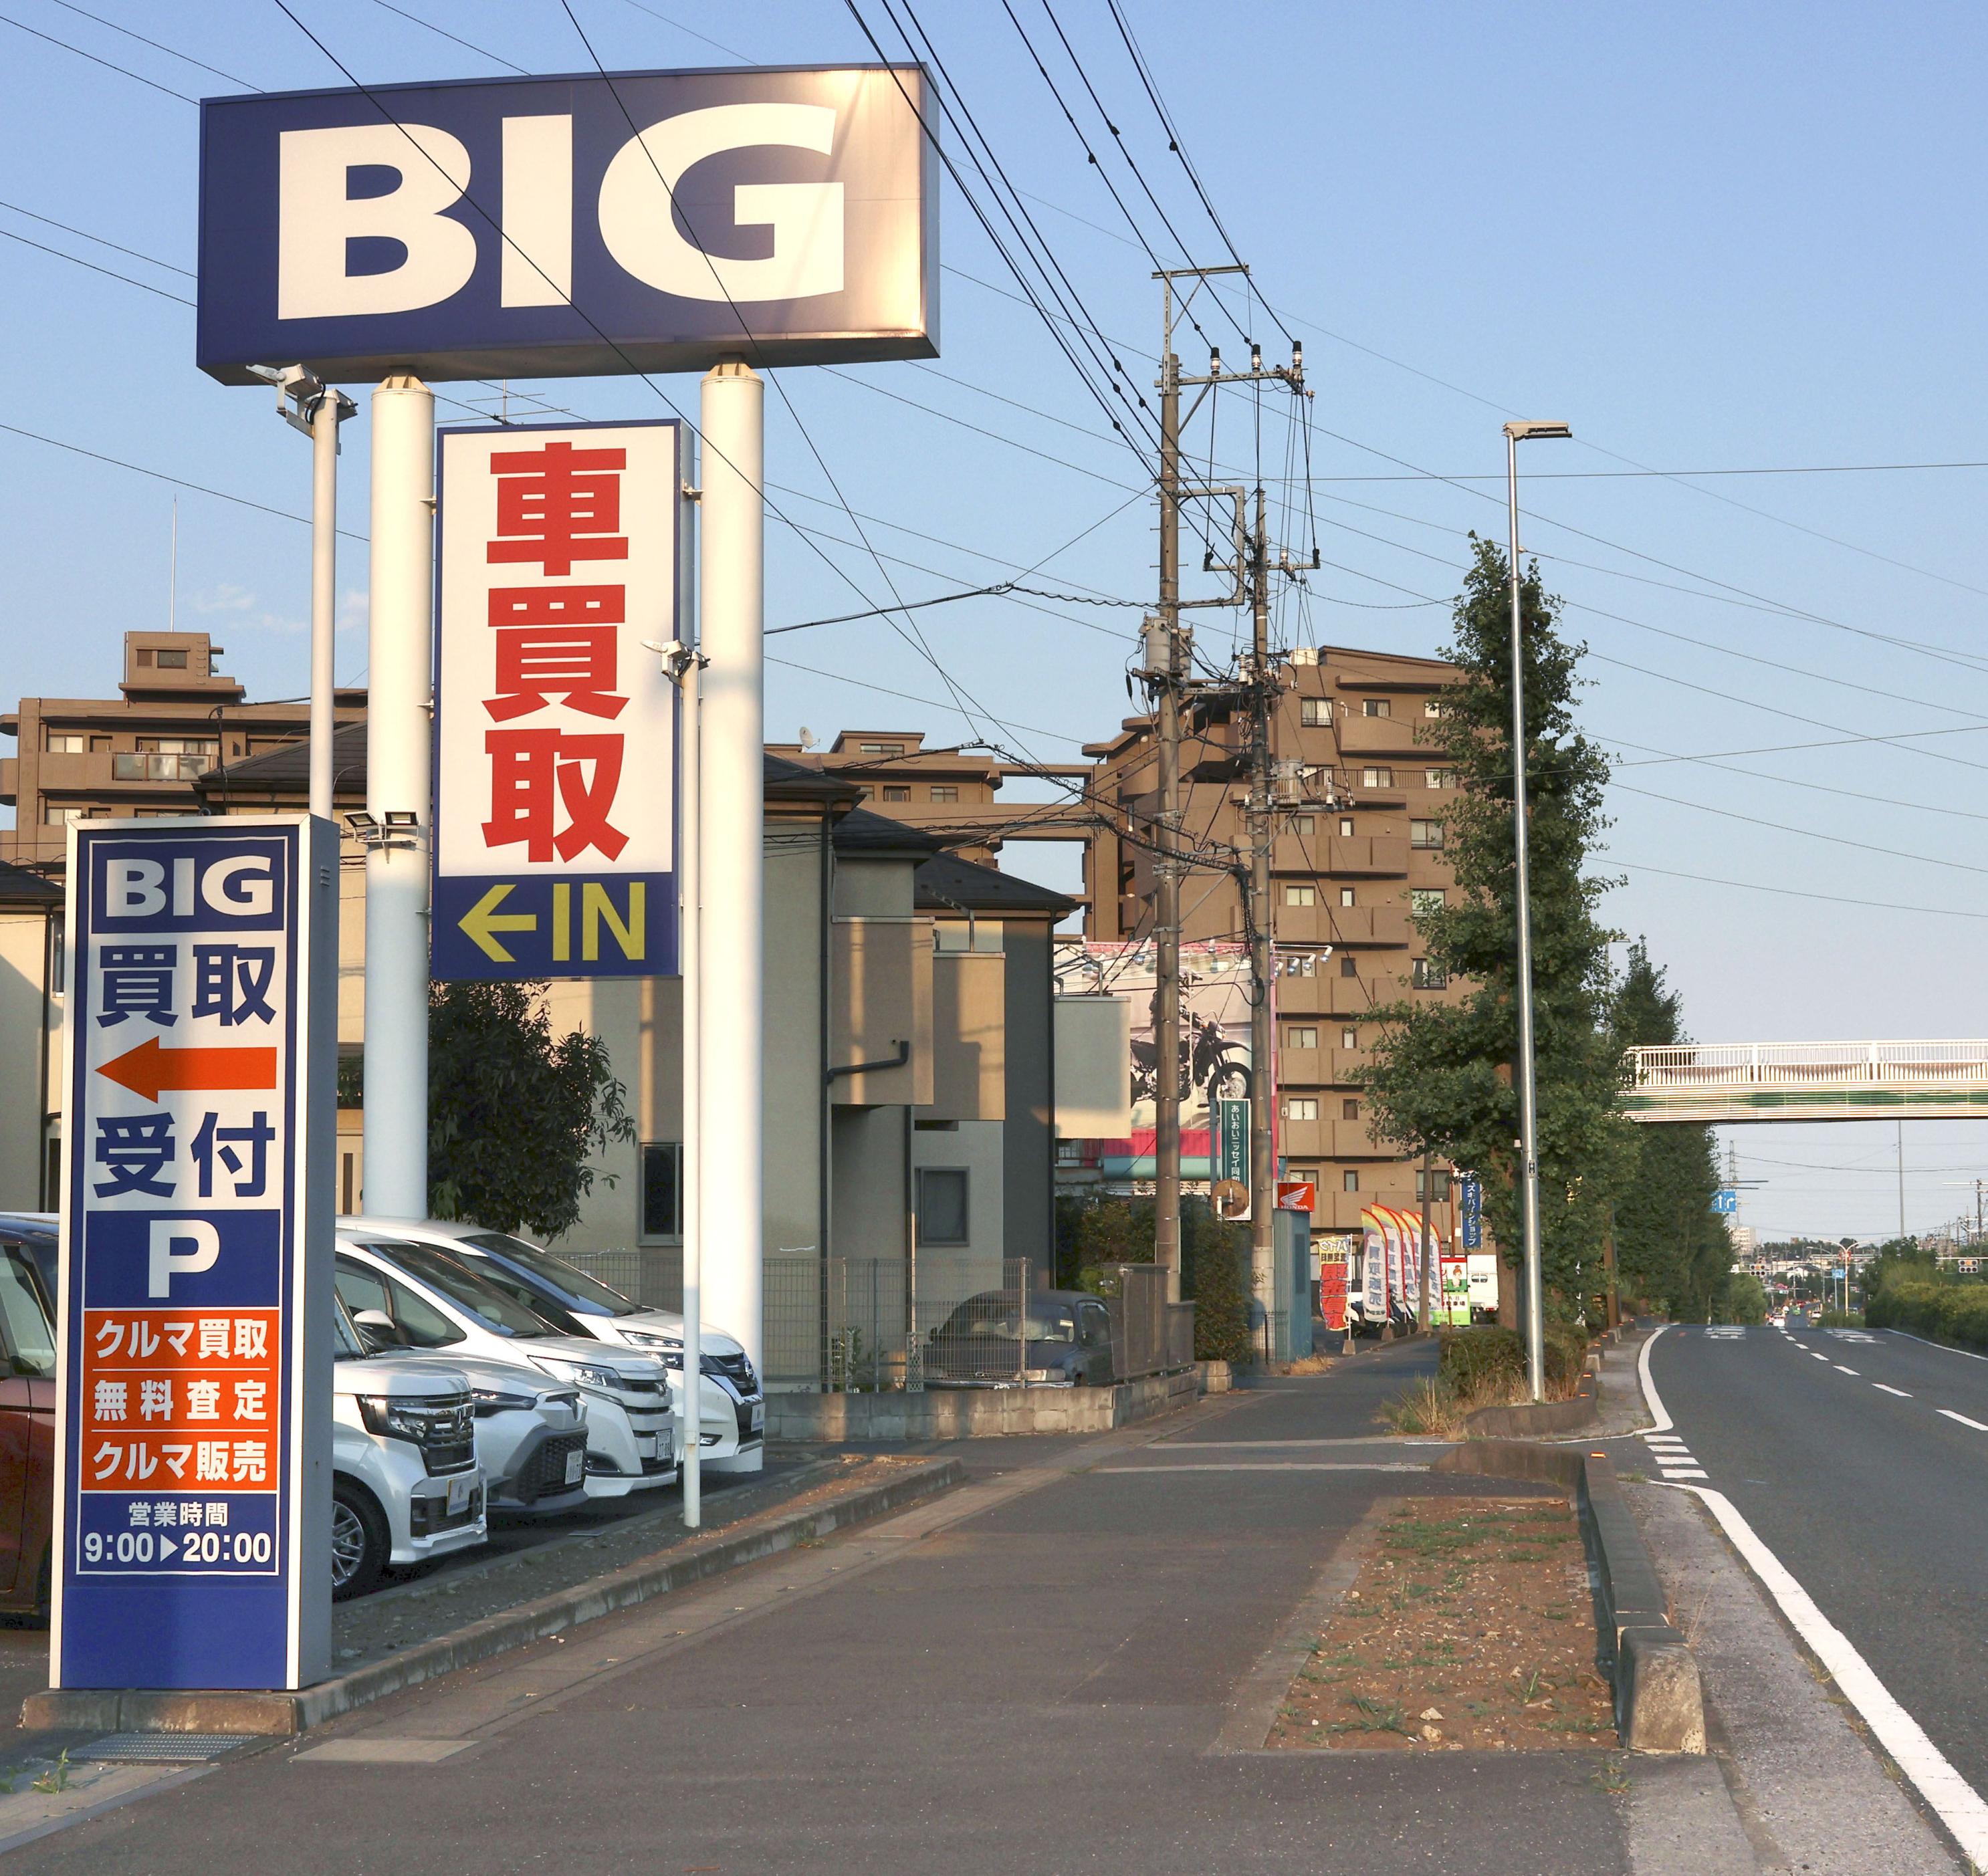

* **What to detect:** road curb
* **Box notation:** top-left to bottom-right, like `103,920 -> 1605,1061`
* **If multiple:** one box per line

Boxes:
1434,1438 -> 1704,1753
23,1455 -> 966,1740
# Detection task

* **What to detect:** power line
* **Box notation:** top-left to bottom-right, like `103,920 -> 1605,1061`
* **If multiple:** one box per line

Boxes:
45,0 -> 254,84
0,10 -> 195,100
0,225 -> 194,303
0,197 -> 194,275
1612,859 -> 1988,922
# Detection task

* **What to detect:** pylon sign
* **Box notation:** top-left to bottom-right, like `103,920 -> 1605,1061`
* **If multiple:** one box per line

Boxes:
431,419 -> 682,981
55,818 -> 335,1691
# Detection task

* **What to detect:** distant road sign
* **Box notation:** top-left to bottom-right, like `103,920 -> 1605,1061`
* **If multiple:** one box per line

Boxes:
56,818 -> 334,1692
431,421 -> 682,981
1713,1189 -> 1739,1214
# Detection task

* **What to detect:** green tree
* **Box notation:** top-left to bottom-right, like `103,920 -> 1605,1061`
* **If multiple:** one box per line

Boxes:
1721,1273 -> 1770,1325
427,979 -> 635,1237
1610,941 -> 1727,1318
1359,538 -> 1631,1316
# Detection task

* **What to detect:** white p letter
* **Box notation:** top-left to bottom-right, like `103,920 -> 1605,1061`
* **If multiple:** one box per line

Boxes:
278,123 -> 477,319
148,1220 -> 221,1299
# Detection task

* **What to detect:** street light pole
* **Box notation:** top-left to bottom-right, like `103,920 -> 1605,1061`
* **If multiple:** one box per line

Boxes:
1503,419 -> 1571,1404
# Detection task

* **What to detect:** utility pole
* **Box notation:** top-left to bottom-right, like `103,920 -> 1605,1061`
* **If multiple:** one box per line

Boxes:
1153,278 -> 1184,1306
1247,485 -> 1277,1328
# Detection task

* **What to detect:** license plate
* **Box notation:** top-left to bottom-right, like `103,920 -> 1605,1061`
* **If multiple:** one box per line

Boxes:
563,1448 -> 585,1486
749,1402 -> 764,1433
446,1474 -> 473,1515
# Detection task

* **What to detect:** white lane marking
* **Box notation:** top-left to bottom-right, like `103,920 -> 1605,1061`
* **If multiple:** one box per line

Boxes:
1884,1329 -> 1988,1365
1639,1323 -> 1674,1433
1670,1483 -> 1988,1867
1938,1409 -> 1988,1433
1873,1384 -> 1914,1398
1809,1353 -> 1830,1362
1835,1365 -> 1860,1375
1660,1469 -> 1708,1480
1093,1462 -> 1430,1474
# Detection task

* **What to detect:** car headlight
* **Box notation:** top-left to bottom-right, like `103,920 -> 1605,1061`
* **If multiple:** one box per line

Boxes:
529,1357 -> 623,1392
470,1387 -> 539,1416
618,1329 -> 674,1349
356,1395 -> 443,1442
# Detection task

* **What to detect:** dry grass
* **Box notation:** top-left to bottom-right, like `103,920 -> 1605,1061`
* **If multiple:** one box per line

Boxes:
1380,1371 -> 1535,1436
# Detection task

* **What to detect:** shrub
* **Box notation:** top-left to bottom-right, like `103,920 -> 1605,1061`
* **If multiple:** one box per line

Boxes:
1183,1199 -> 1253,1366
1868,1278 -> 1988,1349
1436,1323 -> 1588,1401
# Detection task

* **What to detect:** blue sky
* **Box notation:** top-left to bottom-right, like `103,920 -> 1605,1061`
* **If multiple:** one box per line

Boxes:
4,0 -> 1986,1240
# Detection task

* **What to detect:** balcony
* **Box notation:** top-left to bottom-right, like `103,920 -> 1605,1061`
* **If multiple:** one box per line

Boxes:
1334,711 -> 1434,757
113,752 -> 212,782
1277,1046 -> 1371,1090
1277,1115 -> 1392,1161
1268,901 -> 1412,949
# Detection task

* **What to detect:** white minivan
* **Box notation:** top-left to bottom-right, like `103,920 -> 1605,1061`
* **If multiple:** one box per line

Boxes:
330,1307 -> 486,1599
333,1232 -> 677,1498
347,1217 -> 765,1474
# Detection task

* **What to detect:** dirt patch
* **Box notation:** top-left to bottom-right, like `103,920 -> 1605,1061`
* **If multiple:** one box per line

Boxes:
1269,1495 -> 1616,1750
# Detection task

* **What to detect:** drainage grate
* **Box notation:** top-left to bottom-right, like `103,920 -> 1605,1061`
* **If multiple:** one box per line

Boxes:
73,1733 -> 251,1763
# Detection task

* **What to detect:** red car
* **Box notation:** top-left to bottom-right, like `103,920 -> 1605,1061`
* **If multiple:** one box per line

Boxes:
0,1219 -> 57,1616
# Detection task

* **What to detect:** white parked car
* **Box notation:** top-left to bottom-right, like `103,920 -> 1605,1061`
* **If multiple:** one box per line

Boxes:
337,1299 -> 590,1518
333,1232 -> 677,1499
345,1217 -> 764,1474
330,1306 -> 485,1599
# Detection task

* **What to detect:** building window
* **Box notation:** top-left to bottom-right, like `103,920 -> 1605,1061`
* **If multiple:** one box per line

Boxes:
1416,1167 -> 1453,1203
859,741 -> 904,756
882,785 -> 911,802
44,731 -> 85,753
1362,698 -> 1390,718
1411,888 -> 1446,916
1339,886 -> 1356,908
1339,954 -> 1359,977
1361,767 -> 1393,790
1293,814 -> 1315,836
1410,819 -> 1444,849
1284,883 -> 1316,907
930,785 -> 958,802
1338,817 -> 1355,837
1424,699 -> 1442,718
1300,699 -> 1330,727
917,1168 -> 970,1246
1056,1140 -> 1083,1166
1285,1097 -> 1319,1121
1341,1027 -> 1358,1049
1412,958 -> 1448,989
640,1142 -> 681,1239
155,649 -> 188,669
1285,1025 -> 1318,1050
1426,769 -> 1452,790
134,648 -> 153,667
1281,952 -> 1317,978
1343,1169 -> 1360,1193
1342,1098 -> 1361,1121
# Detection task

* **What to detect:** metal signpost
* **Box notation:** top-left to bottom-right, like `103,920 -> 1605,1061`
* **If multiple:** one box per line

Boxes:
53,818 -> 334,1691
431,419 -> 683,981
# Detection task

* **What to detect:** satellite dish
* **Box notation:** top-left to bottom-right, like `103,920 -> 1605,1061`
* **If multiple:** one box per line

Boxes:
798,727 -> 818,750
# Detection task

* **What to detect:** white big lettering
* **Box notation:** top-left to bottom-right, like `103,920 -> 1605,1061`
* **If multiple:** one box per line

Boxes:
596,103 -> 843,304
202,856 -> 274,917
501,115 -> 572,308
278,123 -> 477,319
104,860 -> 165,918
173,856 -> 195,917
148,1220 -> 221,1299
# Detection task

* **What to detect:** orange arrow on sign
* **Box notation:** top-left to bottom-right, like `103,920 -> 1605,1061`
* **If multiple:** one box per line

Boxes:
96,1036 -> 278,1101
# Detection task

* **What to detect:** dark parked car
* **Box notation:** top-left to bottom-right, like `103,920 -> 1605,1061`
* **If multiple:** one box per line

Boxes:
924,1289 -> 1115,1388
0,1216 -> 60,1616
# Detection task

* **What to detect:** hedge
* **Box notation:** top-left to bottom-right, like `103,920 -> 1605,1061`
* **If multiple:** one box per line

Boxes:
1437,1323 -> 1589,1400
1866,1278 -> 1988,1349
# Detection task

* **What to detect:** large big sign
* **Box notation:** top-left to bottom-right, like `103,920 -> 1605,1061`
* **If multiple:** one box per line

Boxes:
56,819 -> 334,1691
197,67 -> 938,382
431,419 -> 681,981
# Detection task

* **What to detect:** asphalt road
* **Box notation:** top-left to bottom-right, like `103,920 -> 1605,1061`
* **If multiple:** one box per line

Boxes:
1644,1323 -> 1988,1812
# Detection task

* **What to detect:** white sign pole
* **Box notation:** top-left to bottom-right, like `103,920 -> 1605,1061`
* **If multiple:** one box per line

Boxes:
678,645 -> 703,1526
363,375 -> 435,1219
699,361 -> 764,1385
308,388 -> 341,824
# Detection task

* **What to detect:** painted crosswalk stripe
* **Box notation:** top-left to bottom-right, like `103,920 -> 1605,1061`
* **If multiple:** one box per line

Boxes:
1661,1469 -> 1708,1480
1939,1409 -> 1988,1433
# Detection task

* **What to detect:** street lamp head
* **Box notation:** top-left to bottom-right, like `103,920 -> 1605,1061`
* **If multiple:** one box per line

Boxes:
1504,420 -> 1573,441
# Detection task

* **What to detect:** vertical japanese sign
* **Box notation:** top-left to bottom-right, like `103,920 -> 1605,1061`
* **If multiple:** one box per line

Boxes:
433,420 -> 681,980
56,818 -> 334,1691
1460,1177 -> 1483,1250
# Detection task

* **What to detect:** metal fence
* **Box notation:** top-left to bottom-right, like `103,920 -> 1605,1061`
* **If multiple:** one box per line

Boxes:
1105,1263 -> 1195,1381
559,1246 -> 681,1312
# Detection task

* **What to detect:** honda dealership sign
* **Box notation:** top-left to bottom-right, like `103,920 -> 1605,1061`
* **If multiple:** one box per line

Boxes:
431,419 -> 681,981
197,66 -> 937,382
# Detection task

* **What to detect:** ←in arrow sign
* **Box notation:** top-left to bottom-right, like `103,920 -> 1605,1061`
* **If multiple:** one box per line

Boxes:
459,883 -> 538,963
96,1037 -> 278,1102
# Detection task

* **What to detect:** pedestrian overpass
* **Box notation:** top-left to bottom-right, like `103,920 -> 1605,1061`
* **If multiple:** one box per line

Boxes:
1626,1042 -> 1988,1123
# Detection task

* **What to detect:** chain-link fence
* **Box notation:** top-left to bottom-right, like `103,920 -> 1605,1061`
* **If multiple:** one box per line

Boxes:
560,1247 -> 681,1312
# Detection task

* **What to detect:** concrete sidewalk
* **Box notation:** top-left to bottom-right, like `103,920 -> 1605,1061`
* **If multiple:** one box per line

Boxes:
6,1359 -> 1731,1875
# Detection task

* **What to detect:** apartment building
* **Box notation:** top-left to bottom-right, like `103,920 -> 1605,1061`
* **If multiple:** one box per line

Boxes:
1,630 -> 364,866
1079,643 -> 1467,1234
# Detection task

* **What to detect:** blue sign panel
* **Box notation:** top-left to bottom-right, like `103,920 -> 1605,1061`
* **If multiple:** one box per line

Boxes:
1712,1189 -> 1739,1214
57,819 -> 334,1692
197,66 -> 938,384
1460,1177 -> 1482,1250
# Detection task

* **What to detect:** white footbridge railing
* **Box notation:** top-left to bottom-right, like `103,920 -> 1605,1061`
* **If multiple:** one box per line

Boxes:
1626,1041 -> 1988,1123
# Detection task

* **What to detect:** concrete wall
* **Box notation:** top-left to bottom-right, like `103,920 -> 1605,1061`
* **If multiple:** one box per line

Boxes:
911,1117 -> 1006,1294
0,909 -> 58,1211
832,1105 -> 907,1261
927,950 -> 1003,1122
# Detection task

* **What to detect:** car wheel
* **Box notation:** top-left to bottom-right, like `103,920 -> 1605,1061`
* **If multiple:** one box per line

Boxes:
331,1478 -> 389,1601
